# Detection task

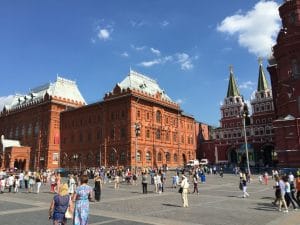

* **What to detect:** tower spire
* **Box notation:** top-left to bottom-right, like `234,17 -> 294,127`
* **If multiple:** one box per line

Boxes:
226,65 -> 240,97
257,57 -> 269,91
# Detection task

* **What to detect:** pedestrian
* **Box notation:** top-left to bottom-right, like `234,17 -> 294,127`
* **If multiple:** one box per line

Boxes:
28,175 -> 35,193
241,173 -> 249,198
284,176 -> 298,210
141,172 -> 148,194
157,173 -> 162,194
154,173 -> 159,193
172,174 -> 177,188
272,175 -> 281,206
114,172 -> 120,189
19,171 -> 24,189
219,167 -> 224,178
192,174 -> 199,194
132,173 -> 137,186
72,175 -> 94,225
36,173 -> 42,194
50,173 -> 56,193
24,172 -> 29,191
94,175 -> 102,202
264,172 -> 269,185
48,183 -> 72,225
258,174 -> 263,184
290,175 -> 300,207
180,175 -> 190,207
8,174 -> 14,193
278,176 -> 289,213
14,176 -> 20,193
296,175 -> 300,203
68,174 -> 76,195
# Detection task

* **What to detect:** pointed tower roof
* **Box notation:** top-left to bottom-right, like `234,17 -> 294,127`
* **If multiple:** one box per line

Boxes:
257,58 -> 269,91
226,65 -> 240,97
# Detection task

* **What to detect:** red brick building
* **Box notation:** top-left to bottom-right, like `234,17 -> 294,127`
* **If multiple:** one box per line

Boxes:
0,77 -> 85,170
61,70 -> 197,170
200,63 -> 276,168
267,0 -> 300,167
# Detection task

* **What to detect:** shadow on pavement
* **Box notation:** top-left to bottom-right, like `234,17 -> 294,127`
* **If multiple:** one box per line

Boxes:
162,203 -> 181,207
252,202 -> 278,212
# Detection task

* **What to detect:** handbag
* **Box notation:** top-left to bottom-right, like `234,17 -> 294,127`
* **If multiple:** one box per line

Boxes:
65,207 -> 73,219
178,187 -> 183,193
64,196 -> 73,219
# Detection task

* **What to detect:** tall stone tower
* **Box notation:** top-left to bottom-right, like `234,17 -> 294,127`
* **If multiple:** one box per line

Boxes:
267,0 -> 300,166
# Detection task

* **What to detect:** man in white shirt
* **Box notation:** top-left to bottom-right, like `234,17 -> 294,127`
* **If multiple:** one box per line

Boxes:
7,175 -> 14,193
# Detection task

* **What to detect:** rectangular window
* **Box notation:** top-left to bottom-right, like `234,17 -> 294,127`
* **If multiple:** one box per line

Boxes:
53,153 -> 59,164
146,130 -> 150,138
121,127 -> 126,138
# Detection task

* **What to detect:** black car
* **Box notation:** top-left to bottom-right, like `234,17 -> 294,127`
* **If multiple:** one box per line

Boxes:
279,168 -> 298,176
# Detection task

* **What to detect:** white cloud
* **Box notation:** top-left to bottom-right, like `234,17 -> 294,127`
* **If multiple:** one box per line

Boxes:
98,29 -> 111,40
139,59 -> 161,67
138,52 -> 194,71
130,20 -> 146,28
217,0 -> 280,57
138,56 -> 172,68
239,81 -> 255,90
150,47 -> 161,56
0,95 -> 14,110
176,99 -> 184,104
160,20 -> 169,27
244,100 -> 252,114
176,53 -> 194,70
131,44 -> 146,51
121,52 -> 129,57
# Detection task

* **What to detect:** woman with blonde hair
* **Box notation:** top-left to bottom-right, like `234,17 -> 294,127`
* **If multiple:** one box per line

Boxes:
49,183 -> 72,225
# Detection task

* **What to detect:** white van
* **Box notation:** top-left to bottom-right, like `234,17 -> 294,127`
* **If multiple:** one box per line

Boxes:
199,159 -> 209,165
186,159 -> 200,167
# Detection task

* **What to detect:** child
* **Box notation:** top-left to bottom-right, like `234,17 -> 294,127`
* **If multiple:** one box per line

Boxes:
258,174 -> 263,184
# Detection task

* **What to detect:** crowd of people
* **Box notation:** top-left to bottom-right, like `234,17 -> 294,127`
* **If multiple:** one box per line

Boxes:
1,165 -> 300,224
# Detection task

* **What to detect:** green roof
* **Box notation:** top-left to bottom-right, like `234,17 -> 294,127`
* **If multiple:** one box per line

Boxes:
226,66 -> 240,97
257,60 -> 269,91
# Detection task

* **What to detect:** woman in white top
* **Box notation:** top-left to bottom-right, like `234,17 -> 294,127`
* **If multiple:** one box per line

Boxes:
181,175 -> 189,207
68,175 -> 76,194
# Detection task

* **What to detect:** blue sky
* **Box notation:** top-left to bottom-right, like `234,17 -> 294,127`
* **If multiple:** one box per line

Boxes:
0,0 -> 281,126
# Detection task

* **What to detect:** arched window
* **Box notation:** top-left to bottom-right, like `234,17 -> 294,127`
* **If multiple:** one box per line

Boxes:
28,124 -> 32,135
34,122 -> 39,136
156,111 -> 162,123
174,154 -> 178,162
120,152 -> 126,162
137,151 -> 141,161
166,152 -> 170,162
146,151 -> 151,161
109,152 -> 115,162
157,152 -> 162,161
156,129 -> 161,139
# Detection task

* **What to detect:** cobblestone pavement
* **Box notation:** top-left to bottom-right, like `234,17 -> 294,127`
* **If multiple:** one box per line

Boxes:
1,173 -> 300,225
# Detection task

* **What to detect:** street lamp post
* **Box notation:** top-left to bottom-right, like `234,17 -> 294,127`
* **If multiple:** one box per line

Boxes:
135,123 -> 141,173
112,147 -> 118,168
242,113 -> 251,175
73,154 -> 79,172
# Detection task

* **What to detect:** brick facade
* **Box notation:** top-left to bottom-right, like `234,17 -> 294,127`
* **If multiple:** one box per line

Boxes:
267,0 -> 300,167
0,78 -> 85,170
61,75 -> 197,170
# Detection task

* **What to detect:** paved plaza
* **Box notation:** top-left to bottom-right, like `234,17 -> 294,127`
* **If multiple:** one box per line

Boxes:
1,173 -> 300,225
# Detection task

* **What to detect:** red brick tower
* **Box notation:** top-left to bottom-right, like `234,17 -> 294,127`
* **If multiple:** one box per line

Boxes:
250,59 -> 276,167
267,0 -> 300,167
